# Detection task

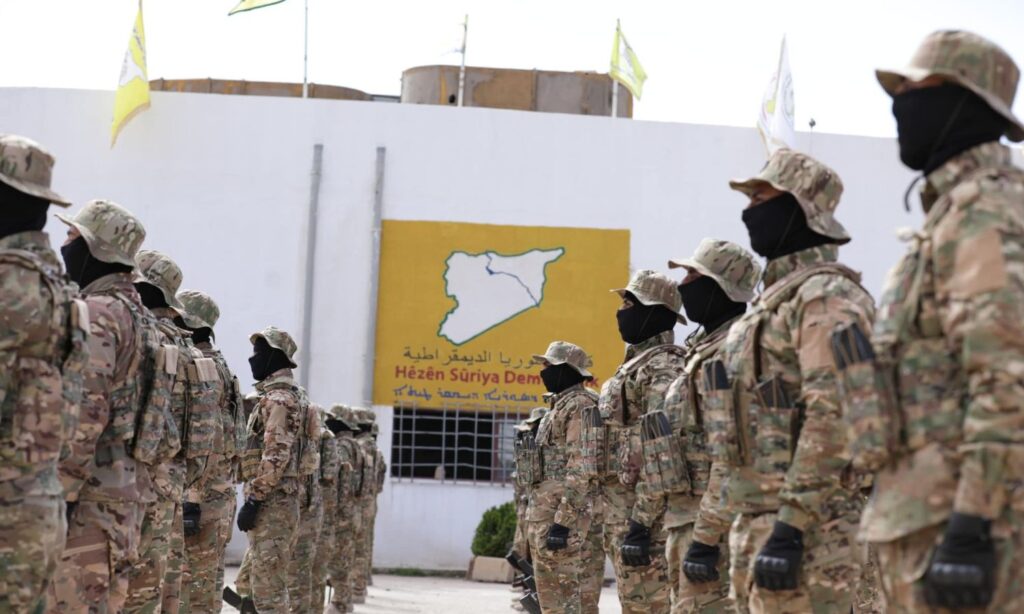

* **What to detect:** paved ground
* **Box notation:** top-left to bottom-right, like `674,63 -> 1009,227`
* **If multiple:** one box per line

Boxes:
221,568 -> 623,613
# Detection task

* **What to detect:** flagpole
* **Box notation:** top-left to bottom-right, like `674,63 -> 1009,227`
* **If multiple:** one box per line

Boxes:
457,14 -> 468,107
302,0 -> 309,98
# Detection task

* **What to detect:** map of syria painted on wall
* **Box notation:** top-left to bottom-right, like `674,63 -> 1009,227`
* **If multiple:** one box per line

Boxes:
373,220 -> 630,412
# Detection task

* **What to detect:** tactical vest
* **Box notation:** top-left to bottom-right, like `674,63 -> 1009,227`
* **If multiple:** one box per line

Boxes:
342,435 -> 366,497
678,328 -> 729,496
514,427 -> 542,486
591,344 -> 688,486
719,262 -> 864,513
298,401 -> 321,477
320,431 -> 341,484
358,437 -> 377,496
537,387 -> 597,482
211,352 -> 244,463
154,320 -> 219,461
238,379 -> 309,482
0,249 -> 89,483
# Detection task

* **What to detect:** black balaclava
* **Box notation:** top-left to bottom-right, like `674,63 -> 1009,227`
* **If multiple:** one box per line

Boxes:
741,193 -> 834,259
0,183 -> 50,239
539,363 -> 587,394
248,336 -> 292,382
616,292 -> 678,345
892,83 -> 1009,174
135,282 -> 168,310
325,418 -> 354,435
173,315 -> 214,345
678,276 -> 747,333
61,235 -> 133,288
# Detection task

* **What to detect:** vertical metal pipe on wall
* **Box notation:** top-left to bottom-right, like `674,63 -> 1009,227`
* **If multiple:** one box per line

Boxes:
363,147 -> 386,405
298,143 -> 324,390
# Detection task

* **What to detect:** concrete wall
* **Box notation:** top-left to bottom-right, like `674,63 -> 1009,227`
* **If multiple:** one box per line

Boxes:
0,86 -> 918,570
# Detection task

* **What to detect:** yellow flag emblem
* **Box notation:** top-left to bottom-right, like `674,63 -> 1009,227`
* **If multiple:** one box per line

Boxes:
229,0 -> 287,16
111,0 -> 150,146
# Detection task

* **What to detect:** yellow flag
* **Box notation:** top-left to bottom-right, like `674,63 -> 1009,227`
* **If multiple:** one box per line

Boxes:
610,20 -> 647,100
111,0 -> 150,146
229,0 -> 287,16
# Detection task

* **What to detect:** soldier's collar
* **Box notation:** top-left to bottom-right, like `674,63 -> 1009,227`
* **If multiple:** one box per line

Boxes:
763,244 -> 838,288
625,330 -> 675,361
923,141 -> 1011,209
551,382 -> 587,402
0,231 -> 61,269
81,271 -> 136,295
255,368 -> 296,391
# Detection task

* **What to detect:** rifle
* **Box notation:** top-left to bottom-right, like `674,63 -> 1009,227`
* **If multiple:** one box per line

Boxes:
505,550 -> 542,614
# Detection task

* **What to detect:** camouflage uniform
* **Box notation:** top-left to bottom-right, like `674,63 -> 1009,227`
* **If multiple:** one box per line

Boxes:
656,239 -> 760,614
0,136 -> 87,614
286,400 -> 326,613
50,200 -> 158,613
177,290 -> 244,614
856,31 -> 1024,612
705,150 -> 875,614
236,327 -> 306,613
125,251 -> 221,614
514,407 -> 548,565
327,404 -> 362,613
526,342 -> 603,614
598,270 -> 688,614
313,406 -> 344,614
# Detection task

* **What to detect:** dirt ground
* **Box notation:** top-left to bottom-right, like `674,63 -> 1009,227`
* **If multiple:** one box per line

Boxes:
220,567 -> 624,613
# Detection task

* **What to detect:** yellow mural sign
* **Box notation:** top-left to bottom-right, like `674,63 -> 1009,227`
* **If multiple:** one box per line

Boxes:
373,220 -> 630,412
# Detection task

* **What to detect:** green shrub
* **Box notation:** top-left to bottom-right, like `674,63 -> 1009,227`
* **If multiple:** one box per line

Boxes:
471,501 -> 517,557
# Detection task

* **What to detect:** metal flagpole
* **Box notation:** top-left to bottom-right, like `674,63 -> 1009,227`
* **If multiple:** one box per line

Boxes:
303,0 -> 309,98
457,14 -> 468,107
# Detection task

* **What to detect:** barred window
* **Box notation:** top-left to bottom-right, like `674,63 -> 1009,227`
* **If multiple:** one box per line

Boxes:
390,402 -> 528,484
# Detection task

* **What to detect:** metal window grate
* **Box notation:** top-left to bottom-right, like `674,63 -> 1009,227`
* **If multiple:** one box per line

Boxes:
390,401 -> 529,485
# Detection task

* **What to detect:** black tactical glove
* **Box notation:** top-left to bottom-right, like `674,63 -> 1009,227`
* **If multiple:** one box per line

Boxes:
65,500 -> 78,528
923,513 -> 996,609
545,523 -> 570,551
754,521 -> 804,591
183,502 -> 202,537
236,498 -> 262,532
682,540 -> 721,583
620,520 -> 652,567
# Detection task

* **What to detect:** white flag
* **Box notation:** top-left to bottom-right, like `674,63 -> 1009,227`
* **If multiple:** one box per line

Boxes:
757,37 -> 795,154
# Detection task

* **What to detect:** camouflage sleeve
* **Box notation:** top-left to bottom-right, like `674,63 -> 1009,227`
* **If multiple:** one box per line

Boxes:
554,395 -> 592,529
248,390 -> 299,500
59,298 -> 119,501
630,361 -> 680,527
935,190 -> 1024,519
692,461 -> 734,545
777,286 -> 873,530
0,266 -> 45,408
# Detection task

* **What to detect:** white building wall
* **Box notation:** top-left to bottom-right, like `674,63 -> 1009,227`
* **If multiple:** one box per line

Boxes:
0,87 -> 919,570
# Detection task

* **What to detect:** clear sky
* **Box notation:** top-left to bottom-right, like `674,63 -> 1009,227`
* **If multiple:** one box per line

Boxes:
3,0 -> 1022,137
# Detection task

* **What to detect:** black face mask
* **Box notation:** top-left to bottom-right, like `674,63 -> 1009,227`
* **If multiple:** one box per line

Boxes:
678,275 -> 746,333
61,236 -> 132,287
325,419 -> 351,435
135,283 -> 168,310
0,184 -> 49,239
892,84 -> 1008,174
539,363 -> 586,394
248,337 -> 292,382
741,193 -> 833,260
616,296 -> 678,345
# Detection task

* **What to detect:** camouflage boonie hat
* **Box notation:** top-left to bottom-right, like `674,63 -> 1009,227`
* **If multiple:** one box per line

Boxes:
56,199 -> 146,266
526,407 -> 548,424
351,407 -> 376,427
327,403 -> 359,430
877,30 -> 1023,142
729,149 -> 849,244
249,326 -> 299,369
176,289 -> 220,330
532,341 -> 594,378
611,269 -> 686,324
668,238 -> 762,302
133,250 -> 184,310
0,134 -> 70,206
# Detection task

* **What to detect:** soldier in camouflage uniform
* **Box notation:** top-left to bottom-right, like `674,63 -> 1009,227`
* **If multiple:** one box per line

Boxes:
177,290 -> 244,614
51,199 -> 159,613
326,404 -> 362,614
351,407 -> 380,603
233,326 -> 307,613
368,419 -> 387,584
526,342 -> 603,614
0,135 -> 88,613
850,31 -> 1024,612
126,250 -> 221,614
701,149 -> 875,614
514,407 -> 548,561
596,270 -> 688,613
313,405 -> 344,614
286,400 -> 327,613
648,239 -> 761,614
